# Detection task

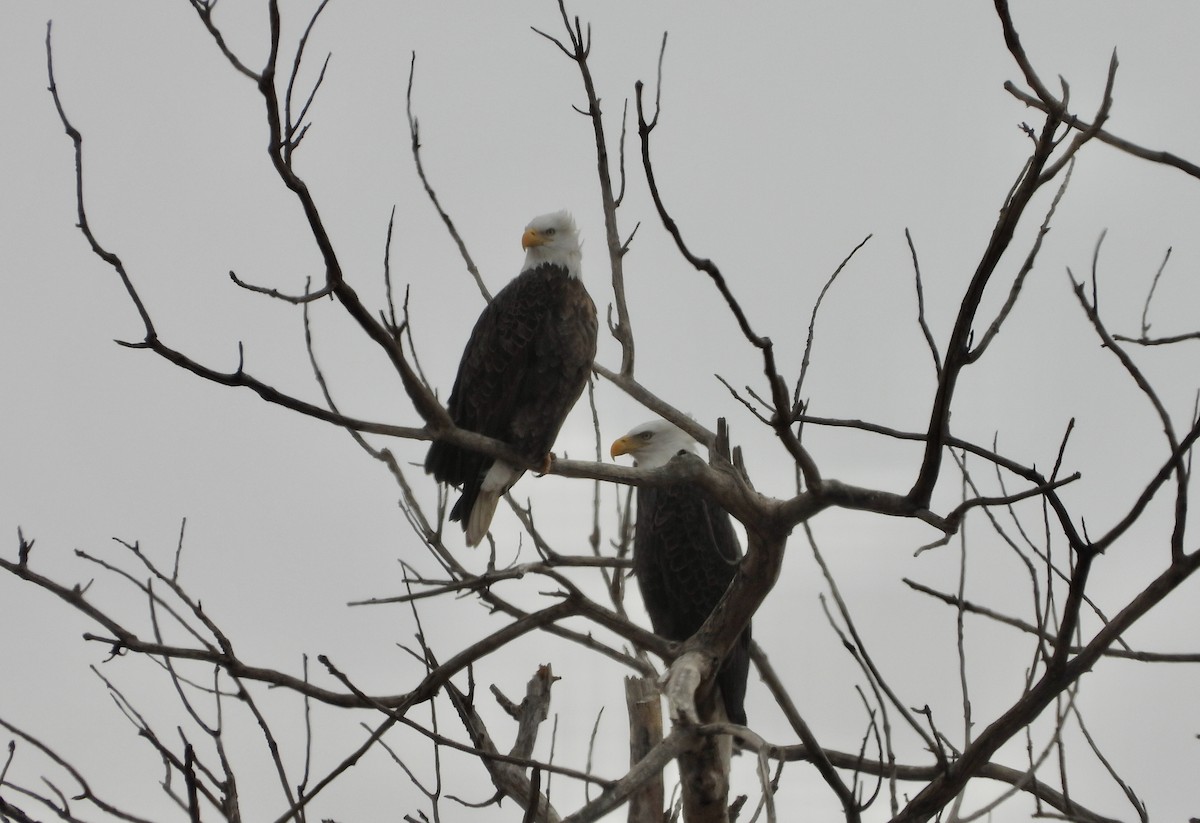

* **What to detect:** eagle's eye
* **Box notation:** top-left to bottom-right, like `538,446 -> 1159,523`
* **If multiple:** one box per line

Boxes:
545,228 -> 557,236
639,431 -> 653,441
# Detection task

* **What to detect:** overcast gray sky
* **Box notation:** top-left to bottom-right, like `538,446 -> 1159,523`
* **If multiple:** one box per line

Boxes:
3,2 -> 1200,820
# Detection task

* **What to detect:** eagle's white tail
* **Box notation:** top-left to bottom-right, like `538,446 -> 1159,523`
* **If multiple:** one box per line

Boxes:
465,491 -> 500,547
465,462 -> 523,547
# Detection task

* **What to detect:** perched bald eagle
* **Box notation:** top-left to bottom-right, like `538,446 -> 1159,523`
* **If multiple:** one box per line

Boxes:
610,418 -> 751,727
425,211 -> 597,546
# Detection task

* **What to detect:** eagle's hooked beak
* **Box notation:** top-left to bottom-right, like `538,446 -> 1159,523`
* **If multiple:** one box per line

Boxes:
610,435 -> 637,460
521,228 -> 546,250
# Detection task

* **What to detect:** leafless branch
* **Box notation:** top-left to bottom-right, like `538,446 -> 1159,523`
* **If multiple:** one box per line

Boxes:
794,235 -> 872,413
807,528 -> 942,762
536,0 -> 636,376
229,269 -> 335,303
967,156 -> 1075,363
0,716 -> 156,823
904,229 -> 942,376
1066,268 -> 1195,559
1004,83 -> 1200,181
406,53 -> 488,302
908,92 -> 1063,507
634,51 -> 820,487
903,580 -> 1200,662
748,641 -> 860,821
186,0 -> 260,80
283,0 -> 333,153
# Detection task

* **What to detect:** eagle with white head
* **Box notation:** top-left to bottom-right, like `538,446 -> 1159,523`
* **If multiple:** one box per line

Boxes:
610,418 -> 752,727
426,211 -> 597,546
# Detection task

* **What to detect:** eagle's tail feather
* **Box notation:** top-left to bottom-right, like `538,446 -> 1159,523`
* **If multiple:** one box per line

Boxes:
465,490 -> 501,547
457,461 -> 523,547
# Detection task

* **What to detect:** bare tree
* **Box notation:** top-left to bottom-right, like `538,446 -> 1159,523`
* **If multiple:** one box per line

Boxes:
5,1 -> 1200,822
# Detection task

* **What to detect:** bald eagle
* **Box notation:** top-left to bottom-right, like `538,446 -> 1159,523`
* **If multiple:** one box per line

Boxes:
610,418 -> 751,727
425,211 -> 597,546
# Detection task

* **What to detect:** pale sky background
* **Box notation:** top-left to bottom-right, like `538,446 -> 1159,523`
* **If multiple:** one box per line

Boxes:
3,2 -> 1200,821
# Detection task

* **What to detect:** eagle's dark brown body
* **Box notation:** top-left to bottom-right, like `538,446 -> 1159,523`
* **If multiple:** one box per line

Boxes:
634,480 -> 751,726
425,262 -> 597,533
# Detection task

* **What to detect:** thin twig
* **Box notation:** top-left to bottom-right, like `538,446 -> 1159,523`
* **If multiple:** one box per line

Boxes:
904,228 -> 942,376
406,53 -> 488,302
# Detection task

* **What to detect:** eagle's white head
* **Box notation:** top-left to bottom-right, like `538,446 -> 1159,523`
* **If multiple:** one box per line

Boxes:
521,210 -> 582,279
610,418 -> 697,469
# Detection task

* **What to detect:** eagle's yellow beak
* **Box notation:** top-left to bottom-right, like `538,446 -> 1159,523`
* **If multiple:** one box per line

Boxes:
521,228 -> 546,250
610,435 -> 637,460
